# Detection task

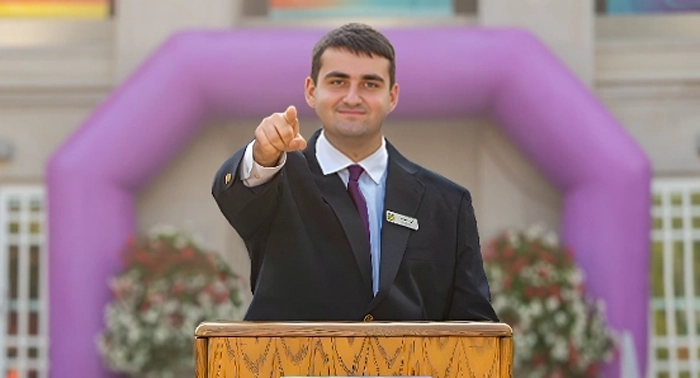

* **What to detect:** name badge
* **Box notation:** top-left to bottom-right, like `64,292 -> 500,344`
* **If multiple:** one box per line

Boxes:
386,210 -> 419,231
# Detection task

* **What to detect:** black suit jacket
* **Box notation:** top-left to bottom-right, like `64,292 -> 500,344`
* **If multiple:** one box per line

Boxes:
212,130 -> 498,322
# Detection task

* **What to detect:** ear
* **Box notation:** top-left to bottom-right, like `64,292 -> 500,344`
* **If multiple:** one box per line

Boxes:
304,77 -> 316,108
388,83 -> 399,112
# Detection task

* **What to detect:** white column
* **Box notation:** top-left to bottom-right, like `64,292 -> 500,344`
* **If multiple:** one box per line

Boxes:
114,0 -> 238,81
479,0 -> 594,86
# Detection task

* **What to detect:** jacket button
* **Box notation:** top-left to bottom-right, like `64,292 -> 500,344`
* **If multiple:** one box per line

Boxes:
363,314 -> 374,322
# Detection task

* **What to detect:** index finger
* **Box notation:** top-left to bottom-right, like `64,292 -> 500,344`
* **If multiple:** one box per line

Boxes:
283,105 -> 299,135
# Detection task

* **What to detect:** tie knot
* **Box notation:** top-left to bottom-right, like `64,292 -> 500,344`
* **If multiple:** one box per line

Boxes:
347,164 -> 364,181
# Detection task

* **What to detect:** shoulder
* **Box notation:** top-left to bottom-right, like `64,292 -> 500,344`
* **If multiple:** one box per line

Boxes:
415,165 -> 472,201
387,141 -> 472,203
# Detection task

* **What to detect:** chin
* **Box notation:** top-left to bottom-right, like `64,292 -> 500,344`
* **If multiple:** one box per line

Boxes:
334,123 -> 369,138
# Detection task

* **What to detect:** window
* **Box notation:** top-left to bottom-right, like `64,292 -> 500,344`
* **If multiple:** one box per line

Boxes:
0,187 -> 47,378
241,0 -> 478,25
650,179 -> 700,378
597,0 -> 700,14
267,0 -> 454,19
0,0 -> 113,19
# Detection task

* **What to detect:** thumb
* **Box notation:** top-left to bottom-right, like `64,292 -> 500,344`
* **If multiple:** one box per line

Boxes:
287,134 -> 307,152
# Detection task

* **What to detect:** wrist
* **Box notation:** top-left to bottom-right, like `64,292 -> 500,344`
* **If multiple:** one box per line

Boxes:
252,143 -> 282,167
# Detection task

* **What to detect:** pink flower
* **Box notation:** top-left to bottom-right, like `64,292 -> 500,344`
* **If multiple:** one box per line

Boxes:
171,282 -> 185,295
512,257 -> 526,273
525,287 -> 536,299
503,277 -> 512,290
168,314 -> 183,327
550,286 -> 560,298
182,247 -> 195,259
146,294 -> 165,306
215,290 -> 230,304
585,364 -> 599,377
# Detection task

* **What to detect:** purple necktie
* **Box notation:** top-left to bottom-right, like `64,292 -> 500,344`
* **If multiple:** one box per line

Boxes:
347,165 -> 370,243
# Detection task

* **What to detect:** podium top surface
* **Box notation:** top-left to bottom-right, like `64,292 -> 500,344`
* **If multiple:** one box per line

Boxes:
195,321 -> 512,338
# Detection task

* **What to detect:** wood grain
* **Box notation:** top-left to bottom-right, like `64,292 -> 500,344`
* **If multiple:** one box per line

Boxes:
499,336 -> 514,378
196,322 -> 513,377
205,335 -> 510,377
195,321 -> 512,338
195,337 -> 208,378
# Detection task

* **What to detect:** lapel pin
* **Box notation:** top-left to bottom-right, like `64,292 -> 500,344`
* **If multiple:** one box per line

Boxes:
224,173 -> 232,185
386,210 -> 419,231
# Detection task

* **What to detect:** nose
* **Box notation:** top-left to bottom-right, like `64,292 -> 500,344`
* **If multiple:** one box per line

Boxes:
342,85 -> 362,106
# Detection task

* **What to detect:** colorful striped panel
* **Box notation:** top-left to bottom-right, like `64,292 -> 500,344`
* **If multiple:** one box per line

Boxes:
0,0 -> 109,18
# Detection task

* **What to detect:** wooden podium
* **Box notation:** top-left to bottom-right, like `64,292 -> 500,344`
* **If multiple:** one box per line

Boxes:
195,321 -> 513,378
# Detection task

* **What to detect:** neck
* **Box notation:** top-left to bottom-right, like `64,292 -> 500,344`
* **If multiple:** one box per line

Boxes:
324,132 -> 383,163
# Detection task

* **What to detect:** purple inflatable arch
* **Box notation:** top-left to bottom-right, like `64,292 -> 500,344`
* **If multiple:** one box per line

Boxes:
47,27 -> 650,377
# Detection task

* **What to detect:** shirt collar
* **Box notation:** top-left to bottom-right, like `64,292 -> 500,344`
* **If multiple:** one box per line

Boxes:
316,130 -> 388,184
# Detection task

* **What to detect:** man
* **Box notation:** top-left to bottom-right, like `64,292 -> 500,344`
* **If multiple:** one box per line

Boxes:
212,23 -> 498,322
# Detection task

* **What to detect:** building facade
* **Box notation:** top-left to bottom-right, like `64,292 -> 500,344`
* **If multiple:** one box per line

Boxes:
0,1 -> 698,377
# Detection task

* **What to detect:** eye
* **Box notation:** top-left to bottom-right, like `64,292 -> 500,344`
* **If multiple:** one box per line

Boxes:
330,80 -> 345,86
365,82 -> 379,88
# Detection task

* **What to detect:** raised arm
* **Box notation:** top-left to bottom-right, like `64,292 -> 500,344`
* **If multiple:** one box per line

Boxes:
211,105 -> 307,240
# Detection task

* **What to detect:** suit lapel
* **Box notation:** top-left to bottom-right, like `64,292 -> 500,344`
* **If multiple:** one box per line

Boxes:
303,131 -> 373,292
368,143 -> 425,310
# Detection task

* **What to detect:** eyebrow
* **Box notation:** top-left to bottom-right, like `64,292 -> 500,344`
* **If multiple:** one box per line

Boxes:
324,71 -> 385,83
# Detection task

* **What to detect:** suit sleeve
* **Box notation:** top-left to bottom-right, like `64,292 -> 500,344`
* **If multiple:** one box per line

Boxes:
211,144 -> 284,242
447,191 -> 500,321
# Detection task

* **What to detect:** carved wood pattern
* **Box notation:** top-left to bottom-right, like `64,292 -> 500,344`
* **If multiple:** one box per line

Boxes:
205,335 -> 509,378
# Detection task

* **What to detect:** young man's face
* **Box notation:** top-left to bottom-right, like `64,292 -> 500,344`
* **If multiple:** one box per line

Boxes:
305,48 -> 399,145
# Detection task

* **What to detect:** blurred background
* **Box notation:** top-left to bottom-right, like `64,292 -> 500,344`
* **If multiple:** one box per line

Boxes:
0,0 -> 699,377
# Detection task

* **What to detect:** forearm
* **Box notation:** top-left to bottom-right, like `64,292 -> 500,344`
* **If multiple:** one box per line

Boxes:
212,145 -> 284,240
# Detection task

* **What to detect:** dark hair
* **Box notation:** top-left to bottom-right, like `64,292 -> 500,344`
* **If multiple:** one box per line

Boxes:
311,23 -> 396,86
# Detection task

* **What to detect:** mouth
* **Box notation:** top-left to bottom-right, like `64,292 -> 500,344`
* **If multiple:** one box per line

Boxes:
336,109 -> 366,116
